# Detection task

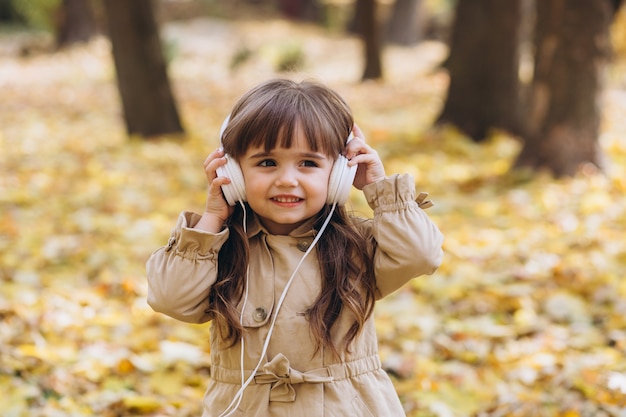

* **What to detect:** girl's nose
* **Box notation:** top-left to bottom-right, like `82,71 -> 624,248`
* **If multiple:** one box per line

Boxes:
275,167 -> 298,187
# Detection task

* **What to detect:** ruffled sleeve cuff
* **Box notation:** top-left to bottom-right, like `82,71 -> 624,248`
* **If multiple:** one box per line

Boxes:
363,174 -> 417,214
166,211 -> 229,259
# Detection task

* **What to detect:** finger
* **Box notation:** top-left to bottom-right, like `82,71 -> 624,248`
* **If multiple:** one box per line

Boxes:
352,124 -> 366,142
208,176 -> 230,193
345,141 -> 375,161
203,148 -> 225,169
204,154 -> 228,181
347,152 -> 376,167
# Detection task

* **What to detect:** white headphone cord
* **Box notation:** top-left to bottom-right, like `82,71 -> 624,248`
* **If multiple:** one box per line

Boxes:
218,203 -> 337,417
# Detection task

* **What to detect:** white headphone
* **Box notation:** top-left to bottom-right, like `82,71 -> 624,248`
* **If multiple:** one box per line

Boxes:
216,116 -> 357,206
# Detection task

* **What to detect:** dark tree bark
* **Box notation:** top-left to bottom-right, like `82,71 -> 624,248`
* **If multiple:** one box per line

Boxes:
277,0 -> 322,22
611,0 -> 624,14
102,0 -> 184,137
348,0 -> 365,34
513,0 -> 613,177
386,0 -> 425,46
357,0 -> 382,80
56,0 -> 97,48
436,0 -> 524,142
0,0 -> 18,22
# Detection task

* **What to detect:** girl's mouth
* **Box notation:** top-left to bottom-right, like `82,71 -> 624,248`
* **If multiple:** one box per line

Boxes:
272,196 -> 303,203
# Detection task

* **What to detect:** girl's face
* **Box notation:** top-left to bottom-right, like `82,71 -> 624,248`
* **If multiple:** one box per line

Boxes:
239,125 -> 334,235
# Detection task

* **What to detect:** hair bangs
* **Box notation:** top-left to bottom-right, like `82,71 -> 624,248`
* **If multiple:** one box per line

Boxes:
222,79 -> 353,160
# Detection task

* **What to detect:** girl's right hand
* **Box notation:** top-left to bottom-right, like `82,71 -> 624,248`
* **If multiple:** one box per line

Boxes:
195,148 -> 234,232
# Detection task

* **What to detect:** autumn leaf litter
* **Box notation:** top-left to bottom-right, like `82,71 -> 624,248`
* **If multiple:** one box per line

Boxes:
1,15 -> 626,417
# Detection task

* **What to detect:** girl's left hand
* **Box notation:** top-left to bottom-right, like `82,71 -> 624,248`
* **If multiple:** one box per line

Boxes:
344,124 -> 386,190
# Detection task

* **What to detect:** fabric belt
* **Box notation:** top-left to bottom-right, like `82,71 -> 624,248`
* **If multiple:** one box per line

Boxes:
211,353 -> 382,402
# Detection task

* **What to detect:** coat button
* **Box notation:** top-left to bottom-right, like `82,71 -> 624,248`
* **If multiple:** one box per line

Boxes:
253,307 -> 267,322
297,239 -> 312,252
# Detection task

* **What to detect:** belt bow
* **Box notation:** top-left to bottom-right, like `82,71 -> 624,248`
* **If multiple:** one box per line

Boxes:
253,353 -> 334,402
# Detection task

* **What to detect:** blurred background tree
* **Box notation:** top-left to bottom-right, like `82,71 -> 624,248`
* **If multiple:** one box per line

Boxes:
437,0 -> 624,177
276,0 -> 322,21
354,0 -> 383,79
55,0 -> 98,48
513,0 -> 622,176
1,0 -> 624,176
0,0 -> 98,47
0,0 -> 183,137
435,0 -> 524,142
385,0 -> 426,46
102,0 -> 184,137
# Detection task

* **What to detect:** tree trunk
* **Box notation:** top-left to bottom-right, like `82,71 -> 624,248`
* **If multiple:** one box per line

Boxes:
56,0 -> 97,48
358,0 -> 383,80
611,0 -> 624,14
513,0 -> 612,177
386,0 -> 425,46
347,0 -> 365,34
277,0 -> 322,22
436,0 -> 524,142
102,0 -> 184,138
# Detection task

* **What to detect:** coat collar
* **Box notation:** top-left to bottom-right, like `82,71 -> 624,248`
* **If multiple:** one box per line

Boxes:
244,208 -> 319,239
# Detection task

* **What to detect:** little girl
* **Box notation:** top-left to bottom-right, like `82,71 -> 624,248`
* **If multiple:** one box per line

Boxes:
146,78 -> 444,417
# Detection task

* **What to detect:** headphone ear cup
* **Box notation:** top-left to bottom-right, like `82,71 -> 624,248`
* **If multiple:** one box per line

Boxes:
327,155 -> 357,205
216,155 -> 247,206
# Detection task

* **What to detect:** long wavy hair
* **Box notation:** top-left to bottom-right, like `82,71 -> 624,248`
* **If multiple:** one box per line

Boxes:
206,79 -> 377,357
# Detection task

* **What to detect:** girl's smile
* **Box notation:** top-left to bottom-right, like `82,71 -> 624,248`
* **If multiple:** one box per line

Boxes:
239,126 -> 334,235
271,195 -> 304,205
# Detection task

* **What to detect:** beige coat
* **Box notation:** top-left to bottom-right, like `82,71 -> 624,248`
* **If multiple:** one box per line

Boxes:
147,174 -> 444,417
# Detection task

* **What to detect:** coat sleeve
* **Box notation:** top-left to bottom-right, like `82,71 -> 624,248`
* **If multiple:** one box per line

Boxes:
146,211 -> 229,323
362,174 -> 444,298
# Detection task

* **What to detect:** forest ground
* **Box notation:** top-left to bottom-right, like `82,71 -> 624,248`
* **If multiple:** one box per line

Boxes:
2,10 -> 626,417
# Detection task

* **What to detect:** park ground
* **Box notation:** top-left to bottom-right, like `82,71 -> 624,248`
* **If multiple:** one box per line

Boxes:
2,11 -> 626,417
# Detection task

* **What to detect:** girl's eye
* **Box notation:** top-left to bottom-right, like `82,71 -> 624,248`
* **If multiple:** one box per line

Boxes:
302,160 -> 319,168
258,159 -> 277,167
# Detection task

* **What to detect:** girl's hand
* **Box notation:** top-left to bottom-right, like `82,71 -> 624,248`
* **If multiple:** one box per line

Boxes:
344,124 -> 386,190
195,148 -> 234,232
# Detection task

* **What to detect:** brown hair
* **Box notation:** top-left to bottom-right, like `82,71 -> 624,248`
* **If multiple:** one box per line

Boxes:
206,79 -> 376,357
